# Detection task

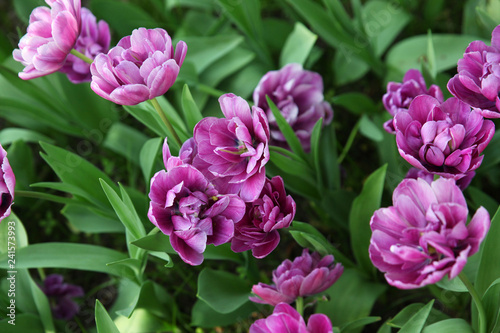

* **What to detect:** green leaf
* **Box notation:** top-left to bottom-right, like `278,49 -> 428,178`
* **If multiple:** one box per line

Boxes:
422,319 -> 473,333
316,269 -> 386,332
398,300 -> 435,333
386,34 -> 484,75
359,115 -> 383,142
388,303 -> 449,329
311,118 -> 323,187
466,186 -> 499,217
0,128 -> 53,145
30,277 -> 55,333
482,278 -> 500,333
90,0 -> 158,37
0,243 -> 130,277
96,300 -> 120,333
132,232 -> 175,253
280,22 -> 318,67
13,0 -> 43,23
0,314 -> 43,332
40,142 -> 116,208
100,179 -> 146,240
332,93 -> 377,115
103,123 -> 149,165
267,96 -> 308,161
476,205 -> 500,297
181,84 -> 203,132
436,275 -> 467,293
191,299 -> 257,328
270,150 -> 314,179
116,281 -> 172,319
197,268 -> 251,314
0,213 -> 28,252
114,308 -> 173,332
340,316 -> 381,332
333,50 -> 371,86
349,164 -> 387,274
62,204 -> 124,234
6,140 -> 35,192
139,137 -> 163,186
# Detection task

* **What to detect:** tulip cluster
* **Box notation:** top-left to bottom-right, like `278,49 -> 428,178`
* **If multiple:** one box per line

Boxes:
41,274 -> 84,320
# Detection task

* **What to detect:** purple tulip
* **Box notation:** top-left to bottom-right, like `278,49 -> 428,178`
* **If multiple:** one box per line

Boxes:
41,274 -> 84,320
369,177 -> 490,289
448,25 -> 500,118
250,302 -> 333,333
404,167 -> 475,190
253,63 -> 333,152
394,95 -> 494,180
231,176 -> 296,258
0,145 -> 15,222
148,139 -> 246,265
383,69 -> 444,133
13,0 -> 81,80
59,7 -> 110,83
90,27 -> 187,105
251,249 -> 343,306
193,93 -> 270,202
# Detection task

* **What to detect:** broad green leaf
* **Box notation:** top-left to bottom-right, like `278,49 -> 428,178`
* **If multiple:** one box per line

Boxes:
436,275 -> 467,293
132,232 -> 175,253
103,123 -> 149,165
13,0 -> 43,23
40,142 -> 116,208
191,299 -> 257,328
280,22 -> 318,67
422,319 -> 473,333
332,93 -> 378,115
467,186 -> 499,217
0,314 -> 43,332
116,281 -> 172,319
267,96 -> 308,161
180,35 -> 244,73
359,115 -> 383,142
197,268 -> 251,314
349,164 -> 387,274
216,0 -> 262,41
139,137 -> 163,185
0,128 -> 53,145
270,150 -> 314,179
340,316 -> 381,332
476,205 -> 500,297
181,84 -> 203,132
386,34 -> 484,75
310,118 -> 323,187
90,0 -> 157,36
114,309 -> 173,332
265,162 -> 320,200
316,269 -> 386,332
426,30 -> 437,79
398,300 -> 435,333
62,204 -> 124,234
96,300 -> 121,333
0,243 -> 129,277
482,278 -> 500,333
388,303 -> 448,328
476,7 -> 500,35
333,49 -> 371,85
323,0 -> 355,34
6,140 -> 35,192
100,179 -> 146,240
0,213 -> 28,252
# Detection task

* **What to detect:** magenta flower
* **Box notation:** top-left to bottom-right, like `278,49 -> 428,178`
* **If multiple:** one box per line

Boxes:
12,0 -> 81,80
251,249 -> 343,306
250,303 -> 333,333
448,25 -> 500,117
90,27 -> 187,105
404,167 -> 475,190
193,93 -> 270,202
383,69 -> 443,133
370,177 -> 490,289
42,274 -> 84,320
0,145 -> 15,222
59,7 -> 110,83
231,176 -> 296,258
394,95 -> 494,180
253,63 -> 333,152
148,140 -> 245,265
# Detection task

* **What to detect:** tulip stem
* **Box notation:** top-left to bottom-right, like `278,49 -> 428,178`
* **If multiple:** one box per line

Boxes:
150,98 -> 182,147
70,49 -> 94,64
337,118 -> 361,165
458,272 -> 486,333
295,296 -> 304,316
196,83 -> 225,98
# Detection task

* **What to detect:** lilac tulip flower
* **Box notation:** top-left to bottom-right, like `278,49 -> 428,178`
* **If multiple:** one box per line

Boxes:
193,93 -> 270,202
13,0 -> 81,80
90,27 -> 187,105
370,177 -> 490,289
383,69 -> 443,133
448,25 -> 500,117
394,95 -> 494,180
251,249 -> 343,305
253,63 -> 333,152
148,139 -> 246,266
0,145 -> 15,222
231,176 -> 296,258
250,302 -> 333,333
59,7 -> 110,83
404,167 -> 475,190
42,274 -> 84,320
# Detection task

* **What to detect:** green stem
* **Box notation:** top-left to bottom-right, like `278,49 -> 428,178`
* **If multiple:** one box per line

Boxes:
337,118 -> 361,165
459,272 -> 487,333
15,190 -> 74,205
295,296 -> 304,317
70,49 -> 93,64
150,98 -> 182,147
